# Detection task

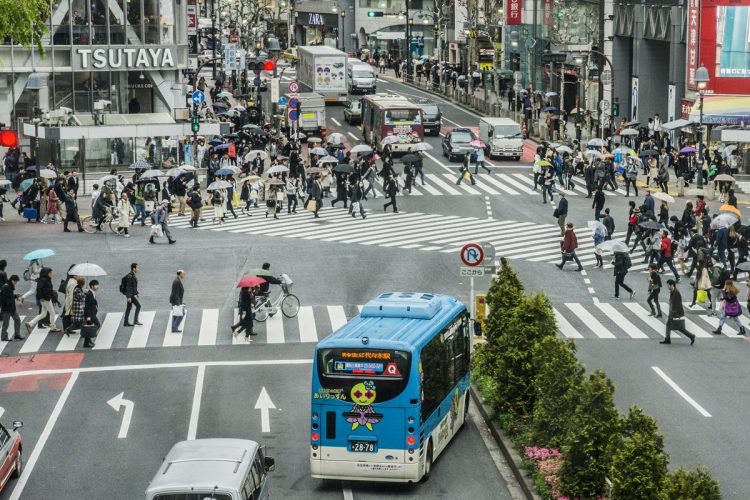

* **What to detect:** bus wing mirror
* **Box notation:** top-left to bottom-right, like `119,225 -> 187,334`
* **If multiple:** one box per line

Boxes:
264,456 -> 276,472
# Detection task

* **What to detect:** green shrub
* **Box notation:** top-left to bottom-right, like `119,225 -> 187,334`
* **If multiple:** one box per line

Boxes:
663,466 -> 721,500
609,406 -> 669,500
558,370 -> 620,498
531,337 -> 585,448
484,256 -> 525,344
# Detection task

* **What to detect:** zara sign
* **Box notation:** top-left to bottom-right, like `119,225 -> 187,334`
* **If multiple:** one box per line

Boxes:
73,46 -> 178,71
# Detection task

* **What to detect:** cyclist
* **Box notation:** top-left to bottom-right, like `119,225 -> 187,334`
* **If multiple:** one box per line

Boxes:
92,185 -> 116,231
257,262 -> 282,306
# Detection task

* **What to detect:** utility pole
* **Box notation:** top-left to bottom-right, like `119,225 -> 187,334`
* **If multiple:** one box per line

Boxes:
211,0 -> 217,79
405,0 -> 411,82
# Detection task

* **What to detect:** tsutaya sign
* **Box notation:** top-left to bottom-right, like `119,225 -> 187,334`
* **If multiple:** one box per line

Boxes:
73,46 -> 177,71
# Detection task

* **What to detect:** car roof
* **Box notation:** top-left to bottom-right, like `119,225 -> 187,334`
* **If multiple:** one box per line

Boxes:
408,97 -> 437,106
146,439 -> 258,494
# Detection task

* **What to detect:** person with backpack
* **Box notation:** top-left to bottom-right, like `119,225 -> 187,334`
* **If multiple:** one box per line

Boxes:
187,184 -> 204,228
713,279 -> 746,335
1,275 -> 24,341
122,263 -> 142,327
211,189 -> 226,225
613,250 -> 635,299
624,157 -> 639,197
556,222 -> 583,271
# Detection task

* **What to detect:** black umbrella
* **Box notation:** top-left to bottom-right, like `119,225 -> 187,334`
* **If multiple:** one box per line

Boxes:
401,154 -> 420,164
176,172 -> 195,182
224,133 -> 238,139
640,149 -> 659,156
639,220 -> 663,231
212,102 -> 229,110
333,164 -> 355,174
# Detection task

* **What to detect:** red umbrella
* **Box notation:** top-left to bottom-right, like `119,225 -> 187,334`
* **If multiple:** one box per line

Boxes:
236,275 -> 267,288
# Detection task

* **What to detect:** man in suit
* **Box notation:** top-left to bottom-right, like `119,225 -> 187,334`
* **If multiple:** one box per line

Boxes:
169,270 -> 185,333
84,280 -> 100,329
307,175 -> 322,218
0,275 -> 24,341
68,170 -> 80,199
661,279 -> 696,345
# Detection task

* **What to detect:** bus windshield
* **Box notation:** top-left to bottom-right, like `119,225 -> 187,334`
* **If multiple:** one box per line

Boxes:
492,125 -> 522,138
384,109 -> 421,125
316,348 -> 411,403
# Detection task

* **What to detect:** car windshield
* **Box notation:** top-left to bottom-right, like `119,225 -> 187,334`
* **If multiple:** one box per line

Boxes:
452,132 -> 473,143
492,125 -> 522,138
349,101 -> 361,110
353,70 -> 373,78
421,105 -> 439,116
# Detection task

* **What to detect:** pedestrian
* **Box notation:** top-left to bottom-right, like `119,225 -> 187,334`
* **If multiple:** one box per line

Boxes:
41,187 -> 61,224
414,152 -> 425,185
20,258 -> 42,304
601,208 -> 615,240
473,147 -> 491,174
613,250 -> 635,299
211,188 -> 226,224
383,174 -> 399,213
624,158 -> 639,196
62,269 -> 78,334
232,286 -> 256,343
657,229 -> 680,281
556,222 -> 583,271
117,192 -> 132,237
592,186 -> 605,219
541,167 -> 554,204
349,181 -> 367,219
149,200 -> 176,244
65,277 -> 86,336
646,262 -> 663,317
122,263 -> 142,327
625,204 -> 638,245
0,275 -> 24,341
286,177 -> 298,214
169,270 -> 185,333
713,279 -> 746,335
306,174 -> 323,218
584,162 -> 596,197
131,184 -> 147,226
84,279 -> 100,329
456,153 -> 477,185
592,224 -> 605,268
0,260 -> 7,289
660,279 -> 696,345
25,267 -> 62,333
554,192 -> 567,236
187,184 -> 203,228
62,187 -> 84,232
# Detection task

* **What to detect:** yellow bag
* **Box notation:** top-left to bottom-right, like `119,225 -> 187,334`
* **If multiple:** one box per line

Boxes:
306,200 -> 317,212
463,171 -> 471,181
233,192 -> 240,207
696,289 -> 707,304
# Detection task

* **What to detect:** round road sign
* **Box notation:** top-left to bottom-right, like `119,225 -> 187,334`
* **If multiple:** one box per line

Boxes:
288,81 -> 300,93
460,243 -> 484,267
289,97 -> 299,110
278,96 -> 288,106
191,90 -> 205,106
513,83 -> 522,92
513,70 -> 522,81
288,109 -> 299,121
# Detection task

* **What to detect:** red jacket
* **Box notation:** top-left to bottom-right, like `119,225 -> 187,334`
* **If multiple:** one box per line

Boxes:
694,199 -> 705,216
562,229 -> 578,252
660,235 -> 672,257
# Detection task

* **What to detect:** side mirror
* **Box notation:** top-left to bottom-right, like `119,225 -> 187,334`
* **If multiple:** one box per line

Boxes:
12,421 -> 23,431
264,456 -> 276,472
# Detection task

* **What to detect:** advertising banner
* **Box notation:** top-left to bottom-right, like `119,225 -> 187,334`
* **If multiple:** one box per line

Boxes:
686,0 -> 700,90
507,0 -> 522,25
455,0 -> 468,41
313,56 -> 346,91
700,0 -> 750,94
668,84 -> 676,123
630,77 -> 639,122
224,43 -> 237,71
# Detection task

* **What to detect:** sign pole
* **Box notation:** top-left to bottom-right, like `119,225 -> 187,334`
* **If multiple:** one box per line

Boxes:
470,276 -> 475,323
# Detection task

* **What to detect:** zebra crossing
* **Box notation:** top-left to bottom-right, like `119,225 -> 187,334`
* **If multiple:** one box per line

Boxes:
554,300 -> 750,341
1,304 -> 366,355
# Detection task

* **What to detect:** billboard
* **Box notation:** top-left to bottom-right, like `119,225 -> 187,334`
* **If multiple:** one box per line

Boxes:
507,0 -> 522,25
455,0 -> 468,42
313,56 -> 346,91
700,0 -> 750,94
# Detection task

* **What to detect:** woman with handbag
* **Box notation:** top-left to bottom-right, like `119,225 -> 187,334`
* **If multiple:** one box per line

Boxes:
713,280 -> 746,335
689,246 -> 713,310
117,192 -> 132,237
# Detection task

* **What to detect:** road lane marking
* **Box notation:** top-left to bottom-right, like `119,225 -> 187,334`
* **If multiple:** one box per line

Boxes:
266,312 -> 285,343
342,481 -> 354,500
298,306 -> 318,342
330,117 -> 341,126
347,132 -> 359,140
107,392 -> 135,439
623,302 -> 666,337
553,308 -> 583,339
652,366 -> 712,417
126,311 -> 155,348
327,306 -> 347,332
19,325 -> 49,353
594,303 -> 649,339
198,309 -> 219,346
424,174 -> 462,194
188,364 -> 206,440
423,151 -> 456,172
56,328 -> 81,351
163,311 -> 186,347
9,371 -> 78,500
485,196 -> 492,218
565,303 -> 616,338
94,312 -> 124,350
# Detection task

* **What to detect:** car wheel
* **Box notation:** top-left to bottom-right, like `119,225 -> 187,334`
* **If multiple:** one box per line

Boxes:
12,450 -> 22,479
442,148 -> 447,158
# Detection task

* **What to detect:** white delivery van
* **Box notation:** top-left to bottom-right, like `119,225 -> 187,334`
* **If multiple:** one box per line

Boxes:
347,61 -> 377,94
145,439 -> 275,500
479,117 -> 524,160
283,92 -> 326,136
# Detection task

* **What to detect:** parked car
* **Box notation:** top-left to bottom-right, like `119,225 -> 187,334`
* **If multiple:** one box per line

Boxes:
442,128 -> 478,162
343,99 -> 362,125
408,97 -> 442,136
0,420 -> 23,493
282,47 -> 298,63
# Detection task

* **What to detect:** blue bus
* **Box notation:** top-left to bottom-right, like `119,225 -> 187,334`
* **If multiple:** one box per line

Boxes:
310,292 -> 471,483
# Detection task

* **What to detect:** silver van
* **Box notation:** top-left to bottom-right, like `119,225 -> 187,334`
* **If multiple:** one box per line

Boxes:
347,61 -> 377,94
145,439 -> 275,500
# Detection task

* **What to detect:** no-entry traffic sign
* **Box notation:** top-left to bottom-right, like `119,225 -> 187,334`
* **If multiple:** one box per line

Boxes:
460,243 -> 484,267
288,81 -> 300,93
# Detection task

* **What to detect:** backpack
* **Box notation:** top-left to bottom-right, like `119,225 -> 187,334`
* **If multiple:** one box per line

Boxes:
670,240 -> 678,254
119,274 -> 129,295
614,150 -> 623,163
709,266 -> 724,287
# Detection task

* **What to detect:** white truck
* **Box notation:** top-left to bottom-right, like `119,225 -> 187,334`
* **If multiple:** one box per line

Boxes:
296,46 -> 348,103
479,117 -> 524,160
282,92 -> 327,137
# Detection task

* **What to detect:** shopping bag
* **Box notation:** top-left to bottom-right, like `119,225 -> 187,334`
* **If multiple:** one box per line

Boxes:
233,192 -> 240,207
352,201 -> 360,213
144,201 -> 155,212
463,171 -> 471,181
306,200 -> 318,212
150,224 -> 163,238
696,289 -> 707,304
172,304 -> 185,317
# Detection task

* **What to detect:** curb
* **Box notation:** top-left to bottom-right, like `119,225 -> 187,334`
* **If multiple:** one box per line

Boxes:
470,384 -> 542,500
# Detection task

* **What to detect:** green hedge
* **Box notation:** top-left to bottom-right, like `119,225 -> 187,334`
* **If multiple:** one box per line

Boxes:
474,259 -> 721,500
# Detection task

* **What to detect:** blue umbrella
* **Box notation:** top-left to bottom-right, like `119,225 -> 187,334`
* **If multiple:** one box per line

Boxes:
208,139 -> 224,146
24,249 -> 56,260
19,178 -> 34,192
129,159 -> 151,170
543,106 -> 559,113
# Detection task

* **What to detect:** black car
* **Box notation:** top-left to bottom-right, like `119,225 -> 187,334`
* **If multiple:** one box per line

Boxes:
442,128 -> 477,162
408,98 -> 442,136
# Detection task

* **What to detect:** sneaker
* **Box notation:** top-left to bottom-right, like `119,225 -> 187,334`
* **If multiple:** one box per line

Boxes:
244,337 -> 253,343
629,291 -> 636,299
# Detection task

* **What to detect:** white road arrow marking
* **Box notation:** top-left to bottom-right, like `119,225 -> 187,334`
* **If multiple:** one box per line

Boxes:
107,392 -> 134,439
254,387 -> 276,433
0,406 -> 4,419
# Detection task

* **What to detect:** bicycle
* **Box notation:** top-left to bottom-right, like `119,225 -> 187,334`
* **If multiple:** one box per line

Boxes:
81,209 -> 119,234
254,279 -> 300,322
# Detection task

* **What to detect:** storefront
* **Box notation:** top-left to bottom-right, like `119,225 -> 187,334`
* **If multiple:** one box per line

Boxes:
292,10 -> 340,48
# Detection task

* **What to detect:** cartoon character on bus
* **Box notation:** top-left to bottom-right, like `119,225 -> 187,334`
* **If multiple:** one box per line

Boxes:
346,381 -> 380,431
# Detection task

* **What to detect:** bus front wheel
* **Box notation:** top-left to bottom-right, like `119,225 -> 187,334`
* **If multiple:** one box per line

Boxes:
460,395 -> 470,430
421,441 -> 433,482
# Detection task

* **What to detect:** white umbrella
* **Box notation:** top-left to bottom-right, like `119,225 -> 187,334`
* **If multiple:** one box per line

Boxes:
587,138 -> 605,147
651,191 -> 676,203
380,136 -> 400,145
248,150 -> 269,159
139,169 -> 163,179
587,220 -> 607,233
310,147 -> 329,156
351,144 -> 374,154
179,164 -> 197,171
619,128 -> 639,136
266,165 -> 289,175
597,240 -> 630,253
164,167 -> 186,177
319,156 -> 339,164
410,142 -> 433,152
556,145 -> 573,154
0,179 -> 11,188
710,212 -> 739,229
65,146 -> 79,152
38,169 -> 58,179
326,133 -> 347,144
207,180 -> 232,191
100,174 -> 118,183
584,150 -> 603,159
69,263 -> 107,277
545,91 -> 558,98
724,145 -> 737,157
307,137 -> 322,143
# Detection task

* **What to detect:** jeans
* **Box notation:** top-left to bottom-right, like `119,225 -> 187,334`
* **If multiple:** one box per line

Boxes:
614,273 -> 633,297
657,255 -> 680,280
287,194 -> 297,213
474,161 -> 491,174
125,296 -> 141,323
177,196 -> 186,214
625,178 -> 638,196
647,289 -> 662,315
559,251 -> 582,269
171,310 -> 183,332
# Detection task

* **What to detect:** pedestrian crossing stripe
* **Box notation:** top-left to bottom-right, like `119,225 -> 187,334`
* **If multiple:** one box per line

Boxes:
0,304 -> 367,355
554,301 -> 748,340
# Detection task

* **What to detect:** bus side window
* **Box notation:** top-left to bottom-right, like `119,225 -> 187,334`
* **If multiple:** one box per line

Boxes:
420,336 -> 447,421
242,467 -> 257,500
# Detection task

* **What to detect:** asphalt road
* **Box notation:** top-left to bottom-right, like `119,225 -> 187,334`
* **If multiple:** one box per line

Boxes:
1,74 -> 749,498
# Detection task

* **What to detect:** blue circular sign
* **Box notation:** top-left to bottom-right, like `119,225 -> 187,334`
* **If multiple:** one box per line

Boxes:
253,77 -> 261,86
191,90 -> 205,105
278,96 -> 288,106
289,97 -> 299,110
288,109 -> 298,121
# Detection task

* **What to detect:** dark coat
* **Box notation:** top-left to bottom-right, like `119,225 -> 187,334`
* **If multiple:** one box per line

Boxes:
125,272 -> 138,297
169,278 -> 184,306
613,252 -> 630,275
84,290 -> 98,320
311,180 -> 323,202
0,282 -> 16,313
592,190 -> 605,209
557,197 -> 568,215
668,288 -> 685,319
36,268 -> 54,301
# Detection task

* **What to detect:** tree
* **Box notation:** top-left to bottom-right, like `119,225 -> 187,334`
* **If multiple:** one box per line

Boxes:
530,337 -> 585,448
0,0 -> 50,50
609,406 -> 669,499
484,257 -> 525,343
663,466 -> 721,500
558,369 -> 620,498
490,292 -> 557,418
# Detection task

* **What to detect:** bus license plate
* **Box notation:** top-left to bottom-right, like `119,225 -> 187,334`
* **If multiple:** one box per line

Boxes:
350,440 -> 377,453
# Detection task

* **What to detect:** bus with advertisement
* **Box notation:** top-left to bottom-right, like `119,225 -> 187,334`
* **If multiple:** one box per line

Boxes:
360,94 -> 425,153
310,292 -> 471,483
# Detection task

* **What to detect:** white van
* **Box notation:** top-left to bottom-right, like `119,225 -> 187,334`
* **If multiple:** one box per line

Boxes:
479,117 -> 524,160
145,439 -> 275,500
347,61 -> 377,94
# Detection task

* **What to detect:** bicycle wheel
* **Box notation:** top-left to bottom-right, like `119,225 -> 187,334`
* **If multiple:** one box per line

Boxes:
108,217 -> 119,234
281,294 -> 300,318
254,307 -> 269,322
80,216 -> 97,234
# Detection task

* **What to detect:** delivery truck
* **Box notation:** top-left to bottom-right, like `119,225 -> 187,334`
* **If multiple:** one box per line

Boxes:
296,46 -> 348,102
479,117 -> 524,160
282,92 -> 327,137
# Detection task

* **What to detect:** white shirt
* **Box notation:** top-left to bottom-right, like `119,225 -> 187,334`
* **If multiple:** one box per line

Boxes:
91,189 -> 100,207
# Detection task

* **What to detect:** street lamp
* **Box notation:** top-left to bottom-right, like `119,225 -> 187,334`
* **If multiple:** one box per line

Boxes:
695,65 -> 709,190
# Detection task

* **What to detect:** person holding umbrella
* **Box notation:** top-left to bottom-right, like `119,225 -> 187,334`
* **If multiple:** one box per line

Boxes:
20,257 -> 43,304
25,267 -> 62,334
232,286 -> 257,342
456,152 -> 477,186
210,188 -> 226,224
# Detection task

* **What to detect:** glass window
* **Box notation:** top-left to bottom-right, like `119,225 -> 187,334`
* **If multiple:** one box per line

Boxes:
110,0 -> 126,44
492,125 -> 522,138
451,131 -> 473,143
159,0 -> 174,44
420,335 -> 447,421
127,0 -> 143,42
71,0 -> 90,44
53,72 -> 73,110
73,71 -> 93,112
53,0 -> 71,45
0,426 -> 9,448
250,460 -> 262,498
144,0 -> 159,43
317,348 -> 411,403
153,495 -> 232,500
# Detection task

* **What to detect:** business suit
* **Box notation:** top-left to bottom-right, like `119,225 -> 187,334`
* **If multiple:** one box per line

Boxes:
306,179 -> 322,218
662,287 -> 696,345
169,277 -> 185,332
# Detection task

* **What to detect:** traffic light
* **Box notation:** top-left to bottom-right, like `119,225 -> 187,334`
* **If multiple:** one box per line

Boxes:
191,116 -> 200,134
613,101 -> 620,117
0,129 -> 18,148
262,59 -> 276,72
367,11 -> 384,17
